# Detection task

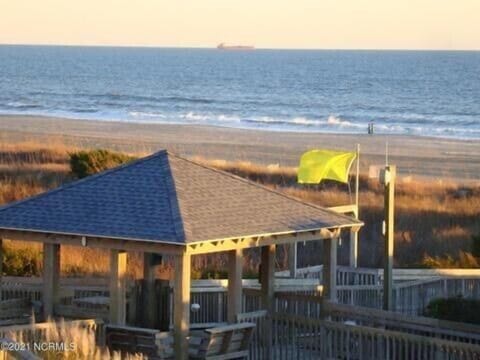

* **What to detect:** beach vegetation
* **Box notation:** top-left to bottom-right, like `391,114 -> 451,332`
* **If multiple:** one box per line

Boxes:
425,297 -> 480,325
9,319 -> 143,359
0,143 -> 479,277
69,149 -> 136,179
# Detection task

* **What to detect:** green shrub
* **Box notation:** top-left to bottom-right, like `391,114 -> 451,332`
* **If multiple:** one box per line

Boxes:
425,297 -> 480,325
69,149 -> 136,179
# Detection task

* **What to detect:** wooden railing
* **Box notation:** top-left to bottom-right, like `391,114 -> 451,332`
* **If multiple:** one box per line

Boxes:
270,314 -> 480,360
292,265 -> 480,284
336,277 -> 480,315
274,292 -> 322,318
291,265 -> 381,285
393,277 -> 480,315
235,302 -> 480,360
0,298 -> 35,326
3,272 -> 480,327
236,310 -> 268,360
325,301 -> 480,345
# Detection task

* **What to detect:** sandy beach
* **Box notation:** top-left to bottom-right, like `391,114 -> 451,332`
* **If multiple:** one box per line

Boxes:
1,115 -> 479,182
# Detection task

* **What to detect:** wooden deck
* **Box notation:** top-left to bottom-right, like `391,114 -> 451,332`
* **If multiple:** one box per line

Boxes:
2,267 -> 480,359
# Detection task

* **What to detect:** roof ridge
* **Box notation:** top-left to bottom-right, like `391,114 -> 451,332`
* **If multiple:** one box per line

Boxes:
165,151 -> 358,223
0,149 -> 168,214
163,155 -> 188,242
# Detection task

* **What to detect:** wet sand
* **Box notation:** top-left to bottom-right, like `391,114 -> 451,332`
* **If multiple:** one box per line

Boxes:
1,115 -> 479,182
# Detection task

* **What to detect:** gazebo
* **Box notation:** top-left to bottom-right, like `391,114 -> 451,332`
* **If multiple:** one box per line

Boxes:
0,150 -> 362,359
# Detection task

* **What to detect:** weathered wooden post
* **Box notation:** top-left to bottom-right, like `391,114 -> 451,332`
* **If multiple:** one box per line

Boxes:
260,244 -> 275,313
110,249 -> 127,325
260,244 -> 275,359
227,248 -> 243,323
323,235 -> 339,303
0,238 -> 3,283
288,243 -> 297,278
349,144 -> 361,268
382,165 -> 396,311
173,252 -> 191,360
43,243 -> 60,319
143,253 -> 162,328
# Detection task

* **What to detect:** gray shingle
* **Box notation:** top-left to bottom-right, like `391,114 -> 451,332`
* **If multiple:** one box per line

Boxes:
0,150 -> 361,244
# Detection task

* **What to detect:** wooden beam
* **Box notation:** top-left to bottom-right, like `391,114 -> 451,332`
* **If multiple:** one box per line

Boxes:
383,165 -> 396,311
0,229 -> 183,255
227,249 -> 243,323
187,228 -> 337,255
109,250 -> 127,325
43,243 -> 60,319
288,243 -> 297,277
322,236 -> 338,302
173,252 -> 191,360
143,253 -> 160,328
328,204 -> 358,216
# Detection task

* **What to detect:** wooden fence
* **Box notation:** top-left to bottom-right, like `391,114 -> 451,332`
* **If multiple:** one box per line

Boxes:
291,265 -> 480,284
270,314 -> 480,360
337,277 -> 480,315
2,269 -> 480,327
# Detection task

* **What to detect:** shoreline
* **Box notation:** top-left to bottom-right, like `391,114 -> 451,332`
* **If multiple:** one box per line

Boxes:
1,113 -> 479,143
1,114 -> 479,182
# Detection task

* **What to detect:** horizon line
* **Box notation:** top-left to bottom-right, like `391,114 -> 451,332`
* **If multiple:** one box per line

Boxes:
1,42 -> 479,52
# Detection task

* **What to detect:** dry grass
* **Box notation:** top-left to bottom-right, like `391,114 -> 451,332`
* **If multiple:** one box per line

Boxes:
0,143 -> 479,276
196,156 -> 480,268
9,319 -> 143,359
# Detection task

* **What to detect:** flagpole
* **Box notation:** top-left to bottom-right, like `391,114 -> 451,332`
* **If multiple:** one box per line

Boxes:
355,144 -> 360,218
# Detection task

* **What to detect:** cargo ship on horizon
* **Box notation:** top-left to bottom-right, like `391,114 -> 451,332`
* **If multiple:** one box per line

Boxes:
217,43 -> 255,50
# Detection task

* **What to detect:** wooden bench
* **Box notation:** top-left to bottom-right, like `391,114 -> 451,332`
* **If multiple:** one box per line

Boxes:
189,322 -> 255,360
106,322 -> 255,359
105,324 -> 173,359
0,298 -> 34,326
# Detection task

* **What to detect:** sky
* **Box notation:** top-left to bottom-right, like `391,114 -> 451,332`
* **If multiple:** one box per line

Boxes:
1,0 -> 479,50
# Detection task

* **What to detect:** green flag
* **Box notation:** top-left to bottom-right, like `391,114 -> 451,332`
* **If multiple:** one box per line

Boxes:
297,149 -> 356,184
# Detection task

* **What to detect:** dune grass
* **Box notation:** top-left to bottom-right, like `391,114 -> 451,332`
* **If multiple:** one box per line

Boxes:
8,319 -> 143,359
0,142 -> 479,278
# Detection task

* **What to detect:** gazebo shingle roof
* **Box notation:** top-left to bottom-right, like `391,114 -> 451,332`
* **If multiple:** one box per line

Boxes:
0,150 -> 361,245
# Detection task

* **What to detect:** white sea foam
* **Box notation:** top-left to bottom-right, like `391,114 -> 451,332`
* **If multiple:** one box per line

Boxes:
291,117 -> 324,126
326,115 -> 353,127
129,111 -> 166,119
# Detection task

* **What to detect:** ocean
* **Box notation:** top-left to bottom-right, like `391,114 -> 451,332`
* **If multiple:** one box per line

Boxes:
0,45 -> 479,139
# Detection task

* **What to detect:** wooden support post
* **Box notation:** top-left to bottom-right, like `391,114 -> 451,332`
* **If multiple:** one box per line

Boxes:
355,144 -> 360,216
349,228 -> 359,268
322,237 -> 338,302
143,253 -> 161,328
0,238 -> 3,282
260,245 -> 275,359
349,144 -> 360,268
43,243 -> 60,319
260,245 -> 275,312
383,165 -> 396,311
109,249 -> 127,325
227,249 -> 243,323
173,252 -> 191,360
288,243 -> 297,278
